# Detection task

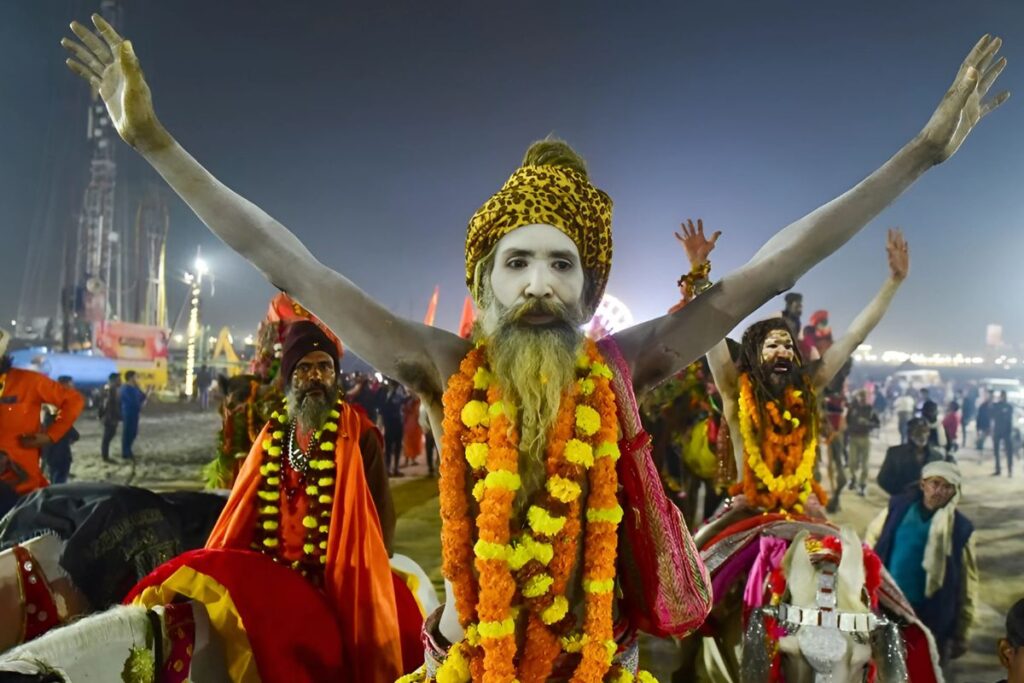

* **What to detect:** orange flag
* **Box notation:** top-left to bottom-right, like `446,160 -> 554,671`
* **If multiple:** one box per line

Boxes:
423,286 -> 440,326
458,295 -> 476,339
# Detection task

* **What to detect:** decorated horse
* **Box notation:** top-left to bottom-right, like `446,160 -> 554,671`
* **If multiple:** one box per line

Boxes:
676,497 -> 944,682
0,545 -> 438,681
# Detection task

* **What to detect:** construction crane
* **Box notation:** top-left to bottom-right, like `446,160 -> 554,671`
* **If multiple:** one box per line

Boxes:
62,0 -> 123,350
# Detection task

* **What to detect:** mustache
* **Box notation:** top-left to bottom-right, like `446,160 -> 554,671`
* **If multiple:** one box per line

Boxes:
502,298 -> 574,327
295,382 -> 332,400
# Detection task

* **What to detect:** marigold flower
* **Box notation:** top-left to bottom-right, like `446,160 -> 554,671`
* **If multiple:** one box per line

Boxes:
546,474 -> 581,503
522,573 -> 553,598
541,595 -> 569,624
527,505 -> 566,536
575,405 -> 601,436
564,439 -> 594,468
465,442 -> 488,469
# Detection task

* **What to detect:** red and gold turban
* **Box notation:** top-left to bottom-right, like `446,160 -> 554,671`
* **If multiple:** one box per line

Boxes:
465,164 -> 613,310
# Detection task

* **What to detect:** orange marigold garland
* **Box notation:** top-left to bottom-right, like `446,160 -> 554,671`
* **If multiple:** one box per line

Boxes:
438,338 -> 624,682
439,348 -> 483,629
573,347 -> 622,682
729,373 -> 827,512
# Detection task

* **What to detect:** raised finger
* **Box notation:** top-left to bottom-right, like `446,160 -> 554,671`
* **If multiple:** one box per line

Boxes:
979,56 -> 1007,97
962,34 -> 991,72
695,218 -> 704,236
65,58 -> 101,89
91,14 -> 124,52
977,36 -> 1002,74
673,231 -> 686,243
981,90 -> 1011,119
61,38 -> 105,76
710,230 -> 722,244
70,20 -> 112,63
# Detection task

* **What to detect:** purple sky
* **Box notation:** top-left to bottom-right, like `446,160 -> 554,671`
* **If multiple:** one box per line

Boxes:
3,1 -> 1022,356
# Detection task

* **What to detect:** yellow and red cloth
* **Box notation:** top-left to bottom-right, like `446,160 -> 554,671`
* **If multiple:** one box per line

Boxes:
127,548 -> 345,682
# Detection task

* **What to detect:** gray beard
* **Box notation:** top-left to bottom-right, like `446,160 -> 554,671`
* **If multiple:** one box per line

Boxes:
286,384 -> 340,433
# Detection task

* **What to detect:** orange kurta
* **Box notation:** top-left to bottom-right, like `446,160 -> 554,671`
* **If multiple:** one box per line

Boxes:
0,368 -> 85,494
206,404 -> 403,683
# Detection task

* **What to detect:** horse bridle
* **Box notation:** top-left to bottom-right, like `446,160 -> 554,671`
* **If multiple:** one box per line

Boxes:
761,560 -> 892,682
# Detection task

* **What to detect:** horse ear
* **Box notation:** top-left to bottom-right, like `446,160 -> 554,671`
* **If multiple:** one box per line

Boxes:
837,525 -> 867,612
782,530 -> 816,606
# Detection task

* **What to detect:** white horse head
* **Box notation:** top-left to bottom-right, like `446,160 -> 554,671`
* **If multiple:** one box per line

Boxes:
744,526 -> 905,683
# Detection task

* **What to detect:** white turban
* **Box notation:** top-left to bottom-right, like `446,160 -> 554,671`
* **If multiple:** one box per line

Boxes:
921,460 -> 962,486
921,459 -> 962,598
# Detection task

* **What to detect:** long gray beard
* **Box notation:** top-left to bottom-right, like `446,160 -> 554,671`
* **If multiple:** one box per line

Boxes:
477,308 -> 583,496
286,385 -> 340,433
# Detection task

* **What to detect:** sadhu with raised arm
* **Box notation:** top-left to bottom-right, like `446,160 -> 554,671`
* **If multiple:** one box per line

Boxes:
62,14 -> 1006,681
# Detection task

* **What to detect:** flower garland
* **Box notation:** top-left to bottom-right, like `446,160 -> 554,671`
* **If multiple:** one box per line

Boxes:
437,338 -> 628,682
250,396 -> 342,583
731,373 -> 826,513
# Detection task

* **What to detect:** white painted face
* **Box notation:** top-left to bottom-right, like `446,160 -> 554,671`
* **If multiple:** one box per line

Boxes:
761,329 -> 797,367
488,224 -> 585,321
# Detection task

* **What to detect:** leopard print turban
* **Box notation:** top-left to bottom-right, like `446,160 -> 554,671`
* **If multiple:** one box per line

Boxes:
465,164 -> 613,311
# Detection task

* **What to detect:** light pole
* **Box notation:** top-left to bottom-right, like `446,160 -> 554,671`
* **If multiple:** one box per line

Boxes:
184,251 -> 210,399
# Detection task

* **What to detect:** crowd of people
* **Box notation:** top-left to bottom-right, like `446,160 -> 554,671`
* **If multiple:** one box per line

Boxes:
342,373 -> 436,478
0,17 -> 1015,682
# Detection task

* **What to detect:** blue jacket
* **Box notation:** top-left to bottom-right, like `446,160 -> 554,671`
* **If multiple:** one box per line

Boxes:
873,492 -> 973,644
120,384 -> 147,420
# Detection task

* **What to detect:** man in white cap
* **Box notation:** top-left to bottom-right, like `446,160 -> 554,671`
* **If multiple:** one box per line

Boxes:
866,460 -> 978,666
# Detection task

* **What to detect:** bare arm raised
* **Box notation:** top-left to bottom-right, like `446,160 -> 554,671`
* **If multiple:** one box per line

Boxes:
812,229 -> 909,390
615,36 -> 1008,397
62,15 -> 468,399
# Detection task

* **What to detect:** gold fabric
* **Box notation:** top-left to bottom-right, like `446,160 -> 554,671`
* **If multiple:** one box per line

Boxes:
465,164 -> 613,305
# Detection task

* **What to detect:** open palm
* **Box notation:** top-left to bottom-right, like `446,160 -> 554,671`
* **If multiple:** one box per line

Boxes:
62,14 -> 167,152
921,35 -> 1010,164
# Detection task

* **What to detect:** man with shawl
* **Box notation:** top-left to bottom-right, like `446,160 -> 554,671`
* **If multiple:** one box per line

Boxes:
204,321 -> 409,681
866,461 -> 978,665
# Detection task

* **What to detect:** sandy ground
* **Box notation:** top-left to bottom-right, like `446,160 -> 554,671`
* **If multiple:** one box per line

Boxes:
65,403 -> 221,491
57,406 -> 1021,680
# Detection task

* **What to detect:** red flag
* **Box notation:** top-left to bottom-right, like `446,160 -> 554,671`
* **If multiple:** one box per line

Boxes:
458,296 -> 476,339
423,286 -> 440,327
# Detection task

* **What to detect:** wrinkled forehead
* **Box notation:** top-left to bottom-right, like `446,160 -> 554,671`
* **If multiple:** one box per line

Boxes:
923,476 -> 955,488
493,224 -> 581,262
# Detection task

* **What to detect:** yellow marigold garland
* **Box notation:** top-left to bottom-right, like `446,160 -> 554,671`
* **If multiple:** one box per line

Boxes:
730,373 -> 826,512
251,397 -> 341,582
438,338 -> 622,682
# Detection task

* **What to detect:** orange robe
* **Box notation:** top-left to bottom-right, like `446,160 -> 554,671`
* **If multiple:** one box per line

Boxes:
0,368 -> 85,494
402,397 -> 424,461
206,404 -> 403,683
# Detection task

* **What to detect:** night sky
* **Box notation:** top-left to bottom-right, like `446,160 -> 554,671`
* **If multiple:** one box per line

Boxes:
3,1 -> 1022,356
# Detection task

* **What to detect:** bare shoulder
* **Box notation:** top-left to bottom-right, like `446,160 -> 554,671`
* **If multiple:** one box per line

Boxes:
396,327 -> 471,405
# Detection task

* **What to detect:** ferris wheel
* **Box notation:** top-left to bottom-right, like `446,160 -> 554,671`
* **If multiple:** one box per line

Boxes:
584,293 -> 634,339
